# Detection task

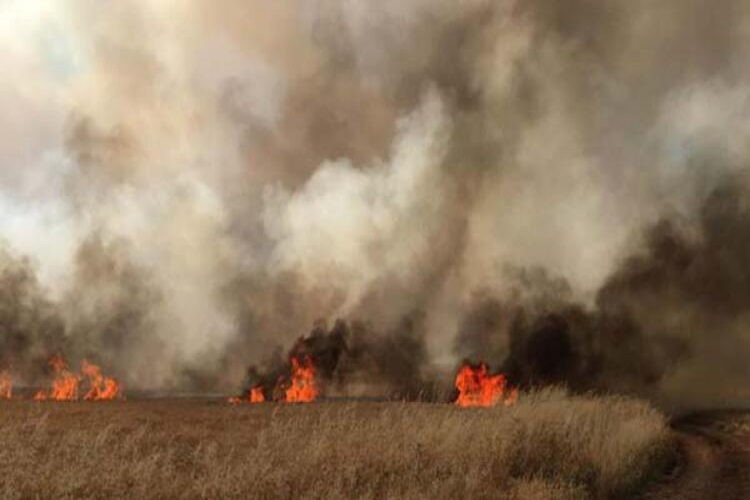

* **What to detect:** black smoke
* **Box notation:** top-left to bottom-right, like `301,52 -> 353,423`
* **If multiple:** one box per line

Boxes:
456,179 -> 750,407
234,313 -> 437,401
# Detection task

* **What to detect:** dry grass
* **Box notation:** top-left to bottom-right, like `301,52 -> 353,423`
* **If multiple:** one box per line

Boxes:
0,388 -> 675,499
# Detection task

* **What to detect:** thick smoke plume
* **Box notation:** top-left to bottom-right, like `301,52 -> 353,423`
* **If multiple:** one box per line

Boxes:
2,1 -> 750,407
456,179 -> 750,410
235,315 -> 436,401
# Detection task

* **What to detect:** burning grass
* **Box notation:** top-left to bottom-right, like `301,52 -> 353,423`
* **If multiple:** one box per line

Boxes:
31,355 -> 123,402
455,361 -> 518,408
0,388 -> 674,499
0,371 -> 11,400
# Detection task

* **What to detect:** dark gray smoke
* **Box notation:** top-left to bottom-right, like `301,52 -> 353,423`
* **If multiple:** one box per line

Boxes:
456,179 -> 750,409
234,314 -> 438,401
0,234 -> 166,389
62,233 -> 166,387
0,249 -> 66,383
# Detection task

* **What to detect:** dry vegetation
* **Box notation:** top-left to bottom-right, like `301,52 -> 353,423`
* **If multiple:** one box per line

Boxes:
0,388 -> 675,500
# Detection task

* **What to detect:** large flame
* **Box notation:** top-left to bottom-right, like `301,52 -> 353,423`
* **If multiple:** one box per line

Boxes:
285,356 -> 318,403
81,360 -> 123,400
34,355 -> 122,402
455,362 -> 518,408
0,371 -> 11,400
34,354 -> 80,401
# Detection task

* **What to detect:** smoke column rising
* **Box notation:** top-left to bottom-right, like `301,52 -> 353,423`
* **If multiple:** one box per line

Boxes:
1,1 -> 750,407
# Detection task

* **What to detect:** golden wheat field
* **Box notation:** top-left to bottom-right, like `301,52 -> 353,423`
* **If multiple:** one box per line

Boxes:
0,388 -> 675,500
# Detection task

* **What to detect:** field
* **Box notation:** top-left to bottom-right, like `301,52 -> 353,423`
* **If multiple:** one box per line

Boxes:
0,388 -> 676,500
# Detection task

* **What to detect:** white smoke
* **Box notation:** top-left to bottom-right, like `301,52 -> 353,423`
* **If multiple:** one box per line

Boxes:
1,0 -> 750,391
263,90 -> 450,313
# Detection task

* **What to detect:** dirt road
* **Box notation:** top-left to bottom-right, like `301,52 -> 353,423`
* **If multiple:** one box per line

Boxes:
644,411 -> 750,499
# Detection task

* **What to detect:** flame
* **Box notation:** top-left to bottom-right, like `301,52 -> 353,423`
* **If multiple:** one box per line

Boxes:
229,357 -> 318,404
455,362 -> 517,408
504,387 -> 519,407
228,385 -> 265,404
81,360 -> 122,400
34,354 -> 80,401
250,386 -> 265,403
0,371 -> 11,399
285,356 -> 318,403
34,355 -> 122,401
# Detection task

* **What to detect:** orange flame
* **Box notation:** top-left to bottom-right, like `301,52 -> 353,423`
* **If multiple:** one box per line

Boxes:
228,385 -> 265,404
455,362 -> 517,408
250,386 -> 265,403
34,354 -> 79,401
285,356 -> 318,403
0,371 -> 11,400
81,360 -> 122,400
229,357 -> 319,404
34,355 -> 122,402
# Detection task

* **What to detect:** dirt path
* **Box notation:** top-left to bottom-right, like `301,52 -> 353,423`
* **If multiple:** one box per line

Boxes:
643,411 -> 750,499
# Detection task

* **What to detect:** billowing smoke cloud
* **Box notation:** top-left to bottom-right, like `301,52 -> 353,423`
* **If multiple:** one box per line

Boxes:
2,1 -> 750,406
234,315 -> 436,401
0,247 -> 66,382
456,178 -> 750,410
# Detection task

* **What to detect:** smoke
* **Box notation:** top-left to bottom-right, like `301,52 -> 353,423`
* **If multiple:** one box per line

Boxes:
61,233 -> 166,387
235,315 -> 436,401
456,180 -> 750,411
0,248 -> 66,383
1,1 -> 750,406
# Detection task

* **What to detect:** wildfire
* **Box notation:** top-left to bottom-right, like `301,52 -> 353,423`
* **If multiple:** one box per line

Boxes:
34,355 -> 122,402
81,360 -> 123,400
0,371 -> 11,399
229,356 -> 319,404
455,362 -> 518,408
250,386 -> 265,402
285,356 -> 318,403
229,385 -> 265,404
34,354 -> 79,401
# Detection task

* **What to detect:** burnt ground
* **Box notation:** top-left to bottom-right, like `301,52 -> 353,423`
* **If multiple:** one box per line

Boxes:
643,410 -> 750,499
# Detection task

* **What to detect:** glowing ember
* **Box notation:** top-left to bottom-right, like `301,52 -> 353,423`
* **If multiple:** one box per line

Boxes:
34,355 -> 122,402
228,385 -> 265,404
455,362 -> 517,408
81,360 -> 122,400
0,371 -> 11,399
285,356 -> 318,403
